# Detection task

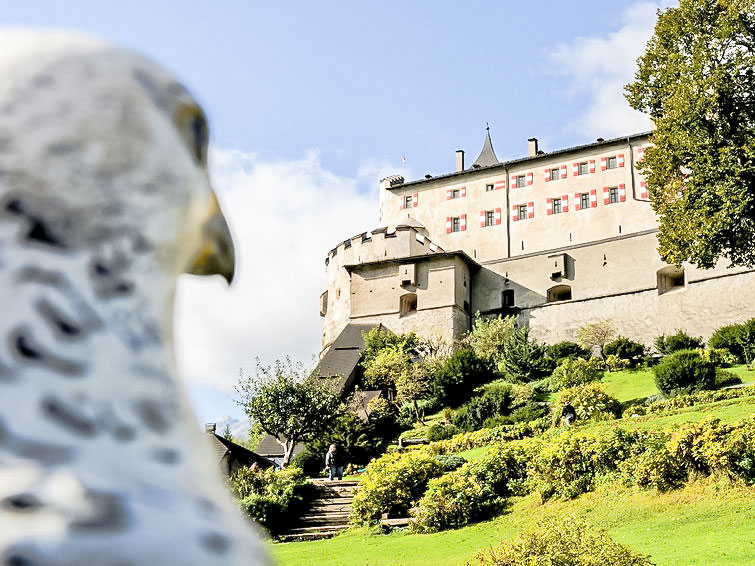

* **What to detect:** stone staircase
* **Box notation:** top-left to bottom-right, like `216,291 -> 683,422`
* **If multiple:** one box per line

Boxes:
278,479 -> 358,542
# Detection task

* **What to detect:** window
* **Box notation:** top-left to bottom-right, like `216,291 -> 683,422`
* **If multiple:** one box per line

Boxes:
452,217 -> 461,232
553,198 -> 562,214
451,189 -> 460,199
485,210 -> 495,226
579,162 -> 589,175
657,266 -> 685,295
609,187 -> 618,204
580,193 -> 590,210
399,293 -> 417,316
549,168 -> 560,181
404,195 -> 412,208
502,289 -> 515,307
547,285 -> 572,302
486,183 -> 494,192
607,156 -> 617,169
516,175 -> 526,188
518,205 -> 528,221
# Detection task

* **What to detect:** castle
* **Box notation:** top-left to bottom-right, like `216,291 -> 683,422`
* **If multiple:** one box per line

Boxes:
318,129 -> 755,380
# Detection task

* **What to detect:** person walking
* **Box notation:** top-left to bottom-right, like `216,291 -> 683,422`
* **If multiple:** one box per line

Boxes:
325,444 -> 343,481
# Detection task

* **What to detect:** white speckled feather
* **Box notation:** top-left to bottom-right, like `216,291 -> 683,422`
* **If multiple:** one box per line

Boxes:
0,29 -> 269,565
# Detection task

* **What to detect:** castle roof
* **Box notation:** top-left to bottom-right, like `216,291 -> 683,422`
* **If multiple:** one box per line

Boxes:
386,131 -> 652,190
396,216 -> 427,232
471,127 -> 499,169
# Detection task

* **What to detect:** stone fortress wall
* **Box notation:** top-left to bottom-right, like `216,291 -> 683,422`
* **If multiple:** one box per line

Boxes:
321,131 -> 755,355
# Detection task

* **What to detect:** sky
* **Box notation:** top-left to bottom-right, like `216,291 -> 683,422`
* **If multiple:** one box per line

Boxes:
1,0 -> 675,439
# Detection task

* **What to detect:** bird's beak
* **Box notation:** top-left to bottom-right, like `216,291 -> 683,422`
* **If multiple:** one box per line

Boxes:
185,192 -> 235,285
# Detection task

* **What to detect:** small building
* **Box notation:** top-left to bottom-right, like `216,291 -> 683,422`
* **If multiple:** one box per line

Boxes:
254,435 -> 305,468
204,423 -> 274,476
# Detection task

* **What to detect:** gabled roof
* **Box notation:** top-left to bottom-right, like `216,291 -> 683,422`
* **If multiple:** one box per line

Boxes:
316,323 -> 380,393
471,127 -> 499,169
254,434 -> 305,459
207,433 -> 275,469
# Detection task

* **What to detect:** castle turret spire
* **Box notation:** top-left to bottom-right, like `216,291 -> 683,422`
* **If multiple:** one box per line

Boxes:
471,124 -> 499,168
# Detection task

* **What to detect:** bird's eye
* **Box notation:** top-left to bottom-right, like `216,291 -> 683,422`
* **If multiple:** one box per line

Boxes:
189,114 -> 208,163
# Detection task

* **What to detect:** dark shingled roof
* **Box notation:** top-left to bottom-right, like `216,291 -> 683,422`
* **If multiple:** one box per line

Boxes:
254,434 -> 305,460
316,323 -> 380,394
206,432 -> 275,472
471,128 -> 499,169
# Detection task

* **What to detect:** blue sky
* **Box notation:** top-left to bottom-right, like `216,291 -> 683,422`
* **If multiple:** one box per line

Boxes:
1,1 -> 673,437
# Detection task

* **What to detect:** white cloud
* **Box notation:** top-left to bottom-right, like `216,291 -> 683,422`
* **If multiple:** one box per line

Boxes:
174,148 -> 383,396
213,415 -> 251,443
550,1 -> 675,138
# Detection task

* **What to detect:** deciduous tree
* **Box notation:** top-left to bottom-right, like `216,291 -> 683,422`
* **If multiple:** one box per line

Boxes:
625,0 -> 755,267
236,359 -> 343,466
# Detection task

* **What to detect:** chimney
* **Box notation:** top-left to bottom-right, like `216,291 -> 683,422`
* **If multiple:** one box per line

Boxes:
528,138 -> 538,157
205,423 -> 216,434
456,150 -> 465,172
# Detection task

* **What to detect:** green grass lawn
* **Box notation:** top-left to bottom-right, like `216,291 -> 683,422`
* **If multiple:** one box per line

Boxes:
602,367 -> 658,402
271,482 -> 755,566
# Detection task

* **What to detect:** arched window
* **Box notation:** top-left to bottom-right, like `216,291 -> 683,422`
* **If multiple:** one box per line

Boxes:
657,266 -> 685,295
399,293 -> 417,317
547,284 -> 572,303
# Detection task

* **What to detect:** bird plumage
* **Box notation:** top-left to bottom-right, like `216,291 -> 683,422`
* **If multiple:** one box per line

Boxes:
0,29 -> 267,565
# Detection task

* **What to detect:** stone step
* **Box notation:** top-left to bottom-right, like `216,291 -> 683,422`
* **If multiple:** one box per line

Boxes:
307,501 -> 351,515
298,512 -> 350,526
277,525 -> 349,542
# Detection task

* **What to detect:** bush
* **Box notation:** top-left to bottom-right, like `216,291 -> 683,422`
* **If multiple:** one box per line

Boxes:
231,467 -> 312,533
654,330 -> 704,354
452,383 -> 516,431
499,326 -> 554,383
549,357 -> 605,391
709,323 -> 747,362
604,336 -> 646,367
430,348 -> 495,407
605,354 -> 630,372
547,340 -> 590,363
349,451 -> 444,524
434,454 -> 467,471
427,423 -> 460,442
411,443 -> 530,532
471,516 -> 654,566
555,383 -> 620,422
622,385 -> 755,418
715,368 -> 742,388
653,349 -> 716,396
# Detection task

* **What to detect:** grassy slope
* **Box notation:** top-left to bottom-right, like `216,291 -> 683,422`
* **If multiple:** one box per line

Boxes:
273,393 -> 755,566
271,483 -> 755,566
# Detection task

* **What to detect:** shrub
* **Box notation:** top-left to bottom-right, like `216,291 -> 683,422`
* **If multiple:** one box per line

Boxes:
697,347 -> 738,367
549,357 -> 605,391
452,383 -> 515,431
547,340 -> 590,363
709,323 -> 747,362
527,428 -> 633,501
434,454 -> 467,471
555,383 -> 620,422
411,442 -> 530,532
654,330 -> 704,354
604,336 -> 646,367
430,348 -> 495,407
427,423 -> 460,442
499,326 -> 554,383
471,516 -> 654,566
605,354 -> 630,372
622,385 -> 755,418
653,349 -> 716,395
231,467 -> 311,533
349,451 -> 444,524
715,368 -> 742,388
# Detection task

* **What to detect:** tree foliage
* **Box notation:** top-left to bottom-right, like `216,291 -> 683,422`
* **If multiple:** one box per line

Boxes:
499,326 -> 552,382
235,358 -> 344,466
625,0 -> 755,267
464,313 -> 516,365
576,320 -> 617,358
